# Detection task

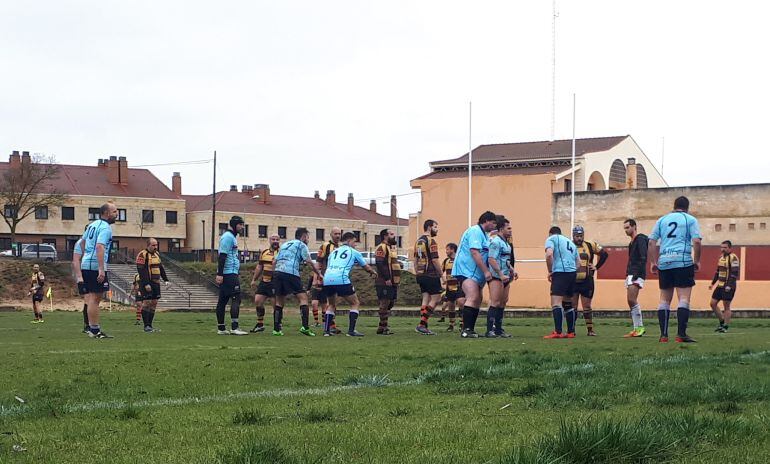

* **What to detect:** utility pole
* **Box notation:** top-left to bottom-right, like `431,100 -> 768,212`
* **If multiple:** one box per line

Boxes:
210,150 -> 217,262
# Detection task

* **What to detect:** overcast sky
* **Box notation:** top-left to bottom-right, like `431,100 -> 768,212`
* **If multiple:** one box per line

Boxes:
2,1 -> 768,216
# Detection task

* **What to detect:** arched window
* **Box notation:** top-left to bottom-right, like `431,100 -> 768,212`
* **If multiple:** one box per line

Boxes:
587,171 -> 606,191
608,159 -> 626,189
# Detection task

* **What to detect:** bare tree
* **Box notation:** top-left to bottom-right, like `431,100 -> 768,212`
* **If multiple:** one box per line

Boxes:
0,154 -> 68,254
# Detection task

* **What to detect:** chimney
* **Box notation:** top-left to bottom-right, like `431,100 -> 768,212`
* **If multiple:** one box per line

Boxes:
107,156 -> 120,184
625,157 -> 638,189
21,151 -> 31,166
241,185 -> 250,193
117,156 -> 128,185
369,199 -> 377,213
229,185 -> 238,192
172,172 -> 182,195
253,184 -> 270,204
390,195 -> 397,224
314,190 -> 320,200
325,190 -> 336,206
347,193 -> 354,213
9,151 -> 21,169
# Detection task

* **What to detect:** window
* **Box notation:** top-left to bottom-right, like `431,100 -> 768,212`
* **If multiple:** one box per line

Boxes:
34,206 -> 48,220
61,206 -> 75,220
219,223 -> 228,235
729,224 -> 736,232
142,210 -> 154,223
88,208 -> 100,220
117,209 -> 127,222
564,179 -> 572,192
258,225 -> 268,238
166,211 -> 178,224
278,226 -> 287,239
4,204 -> 17,218
353,231 -> 361,241
42,238 -> 56,247
749,223 -> 755,230
316,228 -> 325,241
0,238 -> 11,250
715,224 -> 722,232
243,224 -> 250,237
761,223 -> 767,230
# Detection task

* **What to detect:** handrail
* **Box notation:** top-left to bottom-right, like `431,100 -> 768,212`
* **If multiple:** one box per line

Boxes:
159,252 -> 220,294
115,249 -> 195,309
106,270 -> 133,306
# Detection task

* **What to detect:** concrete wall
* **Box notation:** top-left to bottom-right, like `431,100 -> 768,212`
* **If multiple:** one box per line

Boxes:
553,183 -> 770,246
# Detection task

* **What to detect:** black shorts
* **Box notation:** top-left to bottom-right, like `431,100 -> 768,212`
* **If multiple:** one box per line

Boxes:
219,274 -> 241,297
658,266 -> 695,290
323,284 -> 356,298
134,292 -> 144,302
376,285 -> 398,301
81,270 -> 110,294
491,277 -> 512,288
416,275 -> 443,295
712,285 -> 736,302
574,278 -> 595,299
550,272 -> 576,297
32,293 -> 44,303
445,288 -> 464,302
311,287 -> 328,304
255,281 -> 275,297
139,281 -> 162,300
273,271 -> 304,296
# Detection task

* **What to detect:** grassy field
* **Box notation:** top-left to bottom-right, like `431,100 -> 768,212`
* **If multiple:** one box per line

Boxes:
1,310 -> 769,464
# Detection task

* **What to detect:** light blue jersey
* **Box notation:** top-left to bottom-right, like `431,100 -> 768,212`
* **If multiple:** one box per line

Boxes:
80,220 -> 113,271
274,239 -> 310,277
452,225 -> 490,284
545,234 -> 578,273
489,235 -> 513,278
323,245 -> 366,286
218,231 -> 240,275
74,238 -> 83,255
649,211 -> 701,270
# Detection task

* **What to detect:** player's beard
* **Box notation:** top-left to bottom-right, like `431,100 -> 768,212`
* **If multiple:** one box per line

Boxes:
271,244 -> 279,250
388,238 -> 397,245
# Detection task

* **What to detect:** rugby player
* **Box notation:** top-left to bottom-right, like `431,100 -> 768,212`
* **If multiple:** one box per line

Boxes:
71,226 -> 89,333
79,202 -> 118,339
571,225 -> 609,336
321,232 -> 377,336
135,238 -> 169,333
317,227 -> 342,334
648,196 -> 702,343
273,227 -> 323,336
215,216 -> 248,335
29,264 -> 46,323
708,240 -> 739,333
486,216 -> 517,338
250,234 -> 280,333
544,226 -> 580,339
452,211 -> 498,338
442,243 -> 464,332
374,228 -> 401,335
413,219 -> 444,335
623,219 -> 648,337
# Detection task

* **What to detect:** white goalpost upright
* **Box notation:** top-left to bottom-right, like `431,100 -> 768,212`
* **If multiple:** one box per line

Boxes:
468,101 -> 473,228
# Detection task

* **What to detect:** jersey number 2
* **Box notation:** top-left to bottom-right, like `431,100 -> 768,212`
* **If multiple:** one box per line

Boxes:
667,222 -> 678,238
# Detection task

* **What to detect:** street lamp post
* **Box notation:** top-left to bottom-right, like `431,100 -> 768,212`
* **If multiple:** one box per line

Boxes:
201,219 -> 206,254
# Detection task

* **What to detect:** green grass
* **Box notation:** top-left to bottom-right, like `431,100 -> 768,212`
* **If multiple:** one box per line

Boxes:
1,311 -> 770,463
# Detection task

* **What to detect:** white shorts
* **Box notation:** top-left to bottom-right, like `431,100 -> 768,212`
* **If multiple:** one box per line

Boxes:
625,275 -> 645,288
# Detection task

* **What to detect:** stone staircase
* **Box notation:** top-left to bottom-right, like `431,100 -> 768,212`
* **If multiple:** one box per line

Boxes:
107,264 -> 219,311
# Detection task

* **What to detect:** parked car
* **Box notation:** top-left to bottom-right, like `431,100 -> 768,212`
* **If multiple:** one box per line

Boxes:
397,255 -> 412,271
360,252 -> 376,265
20,244 -> 58,262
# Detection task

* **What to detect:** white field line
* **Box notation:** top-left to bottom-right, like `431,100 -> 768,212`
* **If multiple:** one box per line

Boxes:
1,375 -> 415,419
44,345 -> 279,355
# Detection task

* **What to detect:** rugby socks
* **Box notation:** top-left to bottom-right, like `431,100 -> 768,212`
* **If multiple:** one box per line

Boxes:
349,310 -> 359,333
486,307 -> 495,333
551,306 -> 564,333
256,306 -> 265,328
300,304 -> 310,329
494,307 -> 505,334
215,293 -> 228,330
563,301 -> 576,334
230,294 -> 241,330
462,306 -> 479,332
630,304 -> 643,329
419,305 -> 430,327
324,311 -> 334,333
676,302 -> 690,337
378,307 -> 389,332
448,307 -> 456,328
584,306 -> 594,333
141,309 -> 150,327
657,303 -> 671,337
135,304 -> 142,322
312,305 -> 319,324
273,306 -> 283,332
148,310 -> 155,327
82,303 -> 89,329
